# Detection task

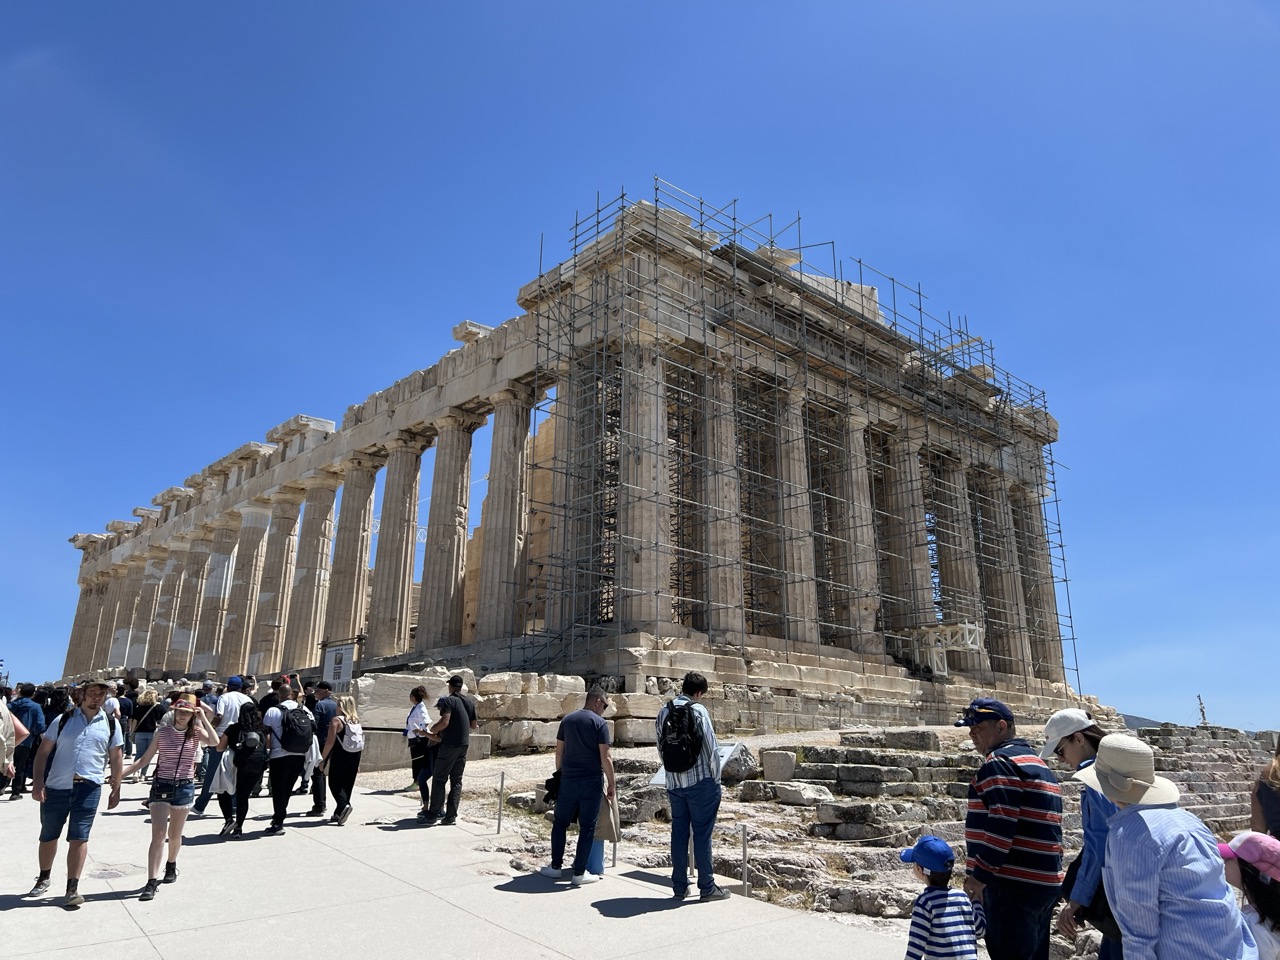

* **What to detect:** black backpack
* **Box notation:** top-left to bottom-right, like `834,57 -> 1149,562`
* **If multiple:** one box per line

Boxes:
275,706 -> 314,753
658,700 -> 704,774
233,728 -> 267,769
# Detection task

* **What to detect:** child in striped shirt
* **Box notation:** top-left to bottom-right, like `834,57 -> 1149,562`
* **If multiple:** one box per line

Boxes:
901,835 -> 986,960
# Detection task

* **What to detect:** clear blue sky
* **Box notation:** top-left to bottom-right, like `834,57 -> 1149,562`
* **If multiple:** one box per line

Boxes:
2,3 -> 1276,730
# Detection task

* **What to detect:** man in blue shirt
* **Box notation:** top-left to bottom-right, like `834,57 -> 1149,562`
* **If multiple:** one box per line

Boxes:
29,678 -> 124,910
306,680 -> 338,817
7,682 -> 46,798
1077,734 -> 1258,960
539,687 -> 615,885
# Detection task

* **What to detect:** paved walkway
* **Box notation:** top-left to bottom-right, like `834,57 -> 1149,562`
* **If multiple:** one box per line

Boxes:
0,779 -> 905,960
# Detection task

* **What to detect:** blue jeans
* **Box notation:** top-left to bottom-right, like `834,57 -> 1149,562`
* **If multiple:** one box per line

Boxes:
133,732 -> 155,776
193,746 -> 220,812
983,879 -> 1060,960
550,776 -> 604,876
668,777 -> 721,895
39,781 -> 102,843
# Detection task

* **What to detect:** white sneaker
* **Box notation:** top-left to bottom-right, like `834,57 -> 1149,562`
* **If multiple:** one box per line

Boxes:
539,866 -> 569,878
571,872 -> 601,886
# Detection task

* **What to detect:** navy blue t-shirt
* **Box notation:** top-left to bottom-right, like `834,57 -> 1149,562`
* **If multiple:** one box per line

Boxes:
557,709 -> 610,781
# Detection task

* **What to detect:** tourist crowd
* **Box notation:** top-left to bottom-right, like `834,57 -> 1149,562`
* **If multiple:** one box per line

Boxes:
2,678 -> 1278,960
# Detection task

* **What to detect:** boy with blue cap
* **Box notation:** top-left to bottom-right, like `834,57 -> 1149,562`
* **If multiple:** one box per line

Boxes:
902,834 -> 986,960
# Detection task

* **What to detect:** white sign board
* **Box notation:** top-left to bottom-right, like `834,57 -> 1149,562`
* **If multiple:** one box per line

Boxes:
321,642 -> 357,689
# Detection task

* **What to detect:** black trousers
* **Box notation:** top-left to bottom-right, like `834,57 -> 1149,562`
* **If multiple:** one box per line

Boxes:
216,767 -> 264,828
328,748 -> 361,814
428,744 -> 468,820
267,755 -> 305,827
10,743 -> 33,794
311,766 -> 328,810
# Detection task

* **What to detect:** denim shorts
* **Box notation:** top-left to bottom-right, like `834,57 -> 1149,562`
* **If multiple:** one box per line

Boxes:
39,781 -> 102,843
149,778 -> 196,808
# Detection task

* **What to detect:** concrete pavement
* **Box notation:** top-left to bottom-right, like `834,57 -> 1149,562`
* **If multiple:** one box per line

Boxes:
0,779 -> 906,959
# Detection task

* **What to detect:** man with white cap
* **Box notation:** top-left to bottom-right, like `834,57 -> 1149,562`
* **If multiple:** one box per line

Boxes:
1077,734 -> 1257,960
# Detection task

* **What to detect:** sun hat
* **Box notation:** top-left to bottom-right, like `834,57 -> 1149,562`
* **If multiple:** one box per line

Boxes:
1074,734 -> 1179,805
954,697 -> 1014,727
900,835 -> 956,874
1040,708 -> 1095,759
1218,831 -> 1280,883
82,678 -> 114,692
171,694 -> 199,713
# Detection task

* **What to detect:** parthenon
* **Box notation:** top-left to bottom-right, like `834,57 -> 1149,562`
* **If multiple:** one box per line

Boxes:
61,184 -> 1076,714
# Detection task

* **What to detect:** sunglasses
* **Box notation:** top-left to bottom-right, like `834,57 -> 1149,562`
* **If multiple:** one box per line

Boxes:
1053,743 -> 1066,759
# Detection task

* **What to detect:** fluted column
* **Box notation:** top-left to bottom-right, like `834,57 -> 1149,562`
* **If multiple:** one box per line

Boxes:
127,546 -> 169,671
618,337 -> 674,631
281,476 -> 340,670
367,434 -> 429,658
249,491 -> 303,676
703,365 -> 746,638
99,564 -> 131,669
419,412 -> 484,649
1011,486 -> 1065,683
169,529 -> 212,674
110,556 -> 147,668
544,386 -> 576,635
776,386 -> 820,646
932,456 -> 989,676
63,577 -> 99,678
145,536 -> 190,673
73,573 -> 110,675
829,411 -> 883,653
476,388 -> 533,644
217,502 -> 272,675
324,455 -> 382,646
975,473 -> 1032,676
192,516 -> 240,674
882,432 -> 935,632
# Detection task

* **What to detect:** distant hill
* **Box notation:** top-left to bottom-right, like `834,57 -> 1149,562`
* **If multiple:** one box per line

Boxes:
1122,713 -> 1169,730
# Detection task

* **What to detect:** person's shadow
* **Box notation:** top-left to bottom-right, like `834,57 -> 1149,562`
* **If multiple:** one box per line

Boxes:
592,896 -> 686,918
493,874 -> 575,896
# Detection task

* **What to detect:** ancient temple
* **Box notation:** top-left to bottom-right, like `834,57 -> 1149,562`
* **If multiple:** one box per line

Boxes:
61,185 -> 1077,717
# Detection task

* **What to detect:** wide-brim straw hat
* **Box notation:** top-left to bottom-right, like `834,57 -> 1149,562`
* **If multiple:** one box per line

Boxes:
1074,734 -> 1179,805
171,693 -> 199,712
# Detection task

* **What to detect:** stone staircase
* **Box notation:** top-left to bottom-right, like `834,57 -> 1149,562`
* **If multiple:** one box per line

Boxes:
741,723 -> 1275,862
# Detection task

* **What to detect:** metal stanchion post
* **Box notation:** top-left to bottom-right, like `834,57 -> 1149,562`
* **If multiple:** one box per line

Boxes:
497,770 -> 505,835
741,823 -> 750,897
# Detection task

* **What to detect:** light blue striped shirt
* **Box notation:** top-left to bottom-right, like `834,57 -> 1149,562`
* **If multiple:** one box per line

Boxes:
45,709 -> 125,789
1070,759 -> 1118,907
1104,803 -> 1257,960
655,696 -> 719,790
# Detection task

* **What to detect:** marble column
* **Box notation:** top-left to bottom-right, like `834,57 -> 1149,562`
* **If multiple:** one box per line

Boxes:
84,573 -> 116,675
830,411 -> 883,654
281,476 -> 340,671
324,455 -> 382,647
975,473 -> 1033,676
100,564 -> 132,669
543,385 -> 576,635
1011,486 -> 1066,683
145,536 -> 190,673
703,364 -> 746,638
169,528 -> 212,675
217,502 -> 272,676
367,434 -> 429,658
617,337 -> 674,632
931,456 -> 989,675
882,432 -> 936,632
111,556 -> 147,668
127,546 -> 169,671
192,516 -> 240,675
776,386 -> 820,646
476,388 -> 533,644
419,412 -> 484,649
249,491 -> 303,676
63,577 -> 99,677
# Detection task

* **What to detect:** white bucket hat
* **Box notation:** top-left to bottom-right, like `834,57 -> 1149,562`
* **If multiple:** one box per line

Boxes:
1074,734 -> 1179,805
1039,707 -> 1094,759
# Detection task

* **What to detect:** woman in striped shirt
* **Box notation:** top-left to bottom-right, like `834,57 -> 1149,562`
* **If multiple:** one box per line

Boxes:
123,693 -> 217,902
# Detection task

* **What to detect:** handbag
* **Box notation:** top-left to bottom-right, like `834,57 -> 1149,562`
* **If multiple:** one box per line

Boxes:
1062,853 -> 1122,942
408,736 -> 431,759
595,789 -> 622,844
149,778 -> 181,803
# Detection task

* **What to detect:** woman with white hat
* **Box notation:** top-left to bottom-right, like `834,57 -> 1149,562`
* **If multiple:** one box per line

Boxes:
122,693 -> 217,902
1041,709 -> 1120,959
1076,734 -> 1258,959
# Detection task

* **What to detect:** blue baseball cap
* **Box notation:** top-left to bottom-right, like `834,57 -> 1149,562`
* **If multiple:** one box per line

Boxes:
900,835 -> 956,874
954,697 -> 1014,727
225,676 -> 243,689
